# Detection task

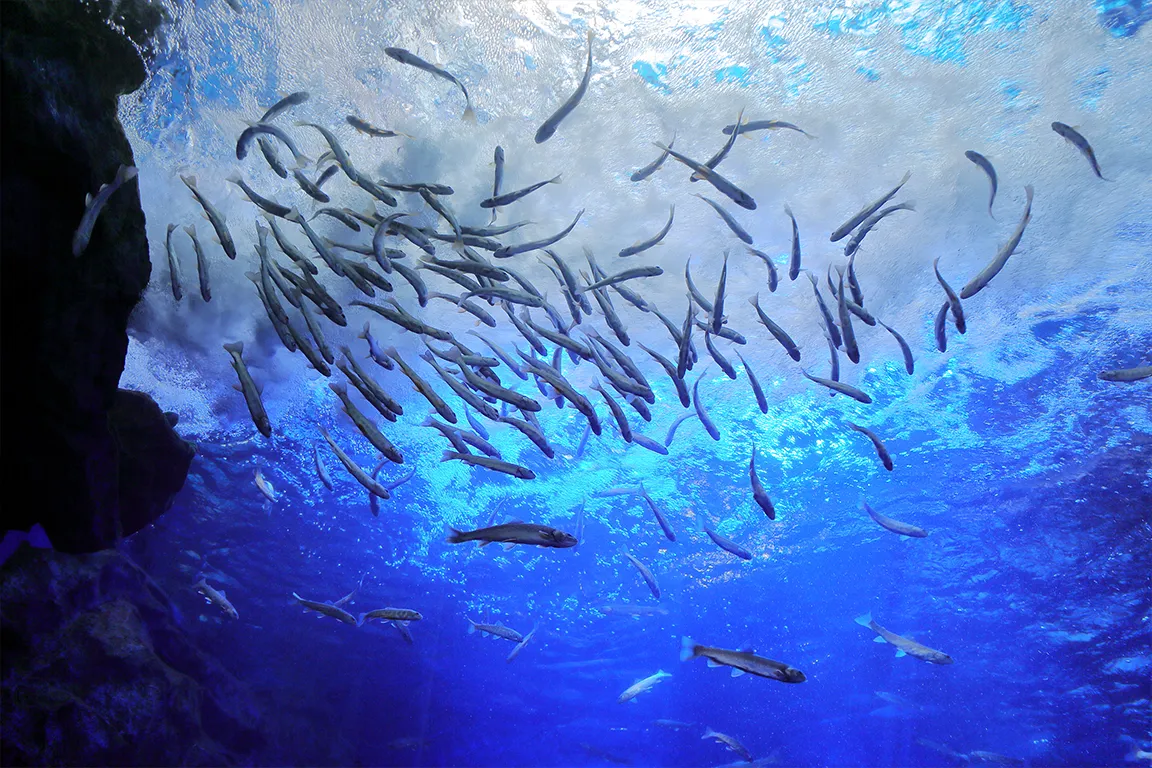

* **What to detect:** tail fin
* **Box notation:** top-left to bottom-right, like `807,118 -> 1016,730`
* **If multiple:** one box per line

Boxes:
356,613 -> 367,627
679,636 -> 697,662
359,322 -> 371,340
118,165 -> 138,184
854,612 -> 874,628
446,526 -> 465,543
467,617 -> 477,634
462,105 -> 477,124
222,341 -> 243,355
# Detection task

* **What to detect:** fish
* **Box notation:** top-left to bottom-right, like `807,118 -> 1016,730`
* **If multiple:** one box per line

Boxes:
960,185 -> 1034,299
296,288 -> 334,365
601,604 -> 669,617
746,247 -> 778,292
704,333 -> 737,380
734,351 -> 768,414
843,201 -> 915,258
385,47 -> 475,121
622,550 -> 660,599
259,91 -> 309,122
722,118 -> 815,138
223,342 -> 271,436
933,258 -> 966,334
182,225 -> 212,302
702,728 -> 754,762
632,432 -> 670,455
584,265 -> 664,292
535,30 -> 593,143
965,150 -> 998,217
631,134 -> 675,182
423,415 -> 469,453
837,271 -> 860,364
253,468 -> 276,502
499,413 -> 555,458
489,145 -> 505,222
442,451 -> 536,479
807,273 -> 842,349
493,209 -> 584,259
692,373 -> 721,441
225,173 -> 291,217
702,521 -> 752,560
1051,122 -> 1109,180
933,301 -> 950,353
663,412 -> 696,446
656,141 -> 757,210
163,224 -> 183,301
749,447 -> 775,519
329,382 -> 403,463
287,207 -> 343,277
355,325 -> 393,371
384,347 -> 456,423
392,620 -> 415,644
694,107 -> 745,179
314,444 -> 334,489
468,618 -> 524,642
710,253 -> 730,335
747,294 -> 801,363
195,579 -> 239,619
312,207 -> 362,231
285,317 -> 331,376
236,122 -> 310,167
638,343 -> 691,408
268,216 -> 316,274
639,483 -> 676,541
467,332 -> 528,380
454,349 -> 543,413
181,175 -> 237,260
352,300 -> 451,340
1098,365 -> 1152,382
506,624 -> 538,662
360,607 -> 423,623
681,638 -> 805,683
855,612 -> 952,664
847,423 -> 893,471
862,500 -> 925,537
346,115 -> 406,138
781,205 -> 802,280
801,369 -> 871,403
317,425 -> 391,499
480,174 -> 561,209
73,164 -> 137,257
449,522 -> 576,548
877,320 -> 914,375
617,670 -> 671,703
696,195 -> 753,244
830,171 -> 912,242
292,592 -> 358,625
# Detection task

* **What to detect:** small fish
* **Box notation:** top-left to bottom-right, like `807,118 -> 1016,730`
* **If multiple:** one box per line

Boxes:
617,670 -> 671,703
181,175 -> 237,260
663,412 -> 696,446
393,620 -> 415,644
847,423 -> 893,471
346,115 -> 406,138
493,209 -> 584,259
449,522 -> 575,548
702,521 -> 752,560
479,174 -> 561,209
1051,122 -> 1109,180
933,258 -> 966,334
583,265 -> 664,292
442,451 -> 536,479
360,607 -> 423,623
468,618 -> 524,642
195,579 -> 239,619
862,500 -> 925,537
783,205 -> 802,280
589,379 -> 630,441
535,30 -> 593,143
73,165 -> 138,258
329,382 -> 403,464
622,550 -> 660,599
960,185 -> 1034,299
749,294 -> 801,362
855,612 -> 952,664
964,150 -> 997,217
830,171 -> 912,243
692,373 -> 721,441
619,205 -> 675,257
292,592 -> 358,625
735,351 -> 768,414
227,174 -> 292,217
696,195 -> 753,244
164,224 -> 183,301
631,433 -> 669,455
287,207 -> 343,277
506,624 -> 538,663
837,271 -> 860,364
489,145 -> 505,222
631,134 -> 675,182
877,320 -> 914,375
384,347 -> 456,423
639,482 -> 676,541
681,638 -> 805,683
236,122 -> 310,166
223,342 -> 270,436
1098,365 -> 1152,382
257,137 -> 288,178
694,108 -> 745,180
934,301 -> 950,353
259,91 -> 309,122
710,254 -> 729,334
639,343 -> 690,408
313,444 -> 334,489
702,728 -> 754,762
313,207 -> 362,231
749,447 -> 775,519
801,369 -> 871,404
704,333 -> 737,380
843,202 -> 915,258
808,273 -> 842,350
358,324 -> 393,370
317,425 -> 391,499
385,47 -> 475,122
655,142 -> 757,210
601,604 -> 669,618
746,247 -> 778,293
722,119 -> 815,138
253,468 -> 276,502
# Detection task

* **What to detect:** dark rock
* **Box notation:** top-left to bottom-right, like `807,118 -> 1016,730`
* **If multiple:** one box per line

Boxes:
1,0 -> 190,552
0,546 -> 265,766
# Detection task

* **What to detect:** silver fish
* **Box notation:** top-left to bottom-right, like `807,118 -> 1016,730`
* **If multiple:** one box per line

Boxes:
749,446 -> 775,519
847,423 -> 893,471
385,47 -> 476,122
964,150 -> 997,217
223,341 -> 270,436
164,223 -> 183,301
855,612 -> 951,664
681,638 -> 805,683
960,185 -> 1034,299
181,175 -> 237,259
618,206 -> 675,257
1051,122 -> 1110,180
862,500 -> 925,537
622,550 -> 660,599
830,171 -> 911,243
696,194 -> 753,244
73,165 -> 137,257
535,30 -> 593,143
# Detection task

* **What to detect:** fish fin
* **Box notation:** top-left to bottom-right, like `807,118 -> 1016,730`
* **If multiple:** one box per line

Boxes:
477,540 -> 490,547
679,636 -> 696,662
706,659 -> 721,668
291,592 -> 303,601
462,105 -> 477,123
445,526 -> 465,543
730,668 -> 746,677
874,636 -> 887,643
854,612 -> 873,628
895,649 -> 907,658
501,543 -> 516,551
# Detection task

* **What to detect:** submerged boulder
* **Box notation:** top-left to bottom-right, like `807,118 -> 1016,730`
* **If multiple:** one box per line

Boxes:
0,546 -> 265,766
1,0 -> 191,551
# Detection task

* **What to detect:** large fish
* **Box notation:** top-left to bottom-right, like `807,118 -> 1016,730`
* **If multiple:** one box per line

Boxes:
447,522 -> 576,548
855,613 -> 953,664
680,638 -> 805,683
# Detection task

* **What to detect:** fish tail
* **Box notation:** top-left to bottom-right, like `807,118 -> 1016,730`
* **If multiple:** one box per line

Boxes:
446,526 -> 465,544
854,612 -> 874,628
222,341 -> 243,355
461,105 -> 477,124
679,636 -> 698,662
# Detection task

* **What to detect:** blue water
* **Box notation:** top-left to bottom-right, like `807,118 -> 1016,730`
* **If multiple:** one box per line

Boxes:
113,0 -> 1152,765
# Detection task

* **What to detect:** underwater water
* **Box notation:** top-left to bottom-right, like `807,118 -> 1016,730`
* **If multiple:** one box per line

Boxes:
109,0 -> 1150,764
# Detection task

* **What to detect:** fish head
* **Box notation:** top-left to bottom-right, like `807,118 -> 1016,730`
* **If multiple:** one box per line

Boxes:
928,650 -> 954,665
546,529 -> 579,548
778,666 -> 807,683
